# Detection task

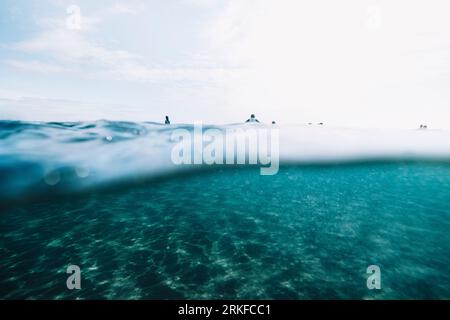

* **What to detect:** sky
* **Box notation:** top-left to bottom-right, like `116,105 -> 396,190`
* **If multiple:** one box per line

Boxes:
0,0 -> 450,128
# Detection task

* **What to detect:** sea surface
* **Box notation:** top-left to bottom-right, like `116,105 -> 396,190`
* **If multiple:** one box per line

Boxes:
0,121 -> 449,299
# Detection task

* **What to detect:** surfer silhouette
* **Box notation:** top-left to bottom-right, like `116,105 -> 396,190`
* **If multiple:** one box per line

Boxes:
246,114 -> 260,123
165,116 -> 170,125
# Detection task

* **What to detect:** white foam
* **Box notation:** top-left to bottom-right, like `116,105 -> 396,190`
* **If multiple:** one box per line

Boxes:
1,121 -> 450,202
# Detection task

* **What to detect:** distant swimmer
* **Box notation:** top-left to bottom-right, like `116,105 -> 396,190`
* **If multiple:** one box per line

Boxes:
245,114 -> 260,123
165,116 -> 171,125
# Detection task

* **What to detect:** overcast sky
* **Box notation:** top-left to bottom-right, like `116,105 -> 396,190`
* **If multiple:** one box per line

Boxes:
1,0 -> 450,128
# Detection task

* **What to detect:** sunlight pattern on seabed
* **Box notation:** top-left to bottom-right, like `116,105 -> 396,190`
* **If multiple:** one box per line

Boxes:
0,121 -> 449,299
1,163 -> 450,299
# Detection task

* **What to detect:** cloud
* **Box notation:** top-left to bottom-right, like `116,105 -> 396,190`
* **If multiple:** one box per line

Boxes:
0,96 -> 146,121
9,1 -> 450,127
201,0 -> 450,128
8,20 -> 243,83
13,24 -> 138,63
109,2 -> 145,15
185,0 -> 223,8
3,60 -> 66,74
0,0 -> 245,85
35,15 -> 100,32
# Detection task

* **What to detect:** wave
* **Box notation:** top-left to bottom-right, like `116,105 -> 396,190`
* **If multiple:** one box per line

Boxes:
1,120 -> 450,205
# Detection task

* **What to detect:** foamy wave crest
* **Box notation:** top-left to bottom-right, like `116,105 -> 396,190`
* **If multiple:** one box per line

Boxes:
1,120 -> 450,204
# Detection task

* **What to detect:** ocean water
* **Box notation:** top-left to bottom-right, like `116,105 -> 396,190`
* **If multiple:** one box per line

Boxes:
1,121 -> 450,299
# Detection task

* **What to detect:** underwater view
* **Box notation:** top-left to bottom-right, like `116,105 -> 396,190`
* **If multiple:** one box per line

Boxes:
3,2 -> 450,313
1,121 -> 449,300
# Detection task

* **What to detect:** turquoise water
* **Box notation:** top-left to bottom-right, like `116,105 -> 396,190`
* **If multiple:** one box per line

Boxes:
1,163 -> 449,299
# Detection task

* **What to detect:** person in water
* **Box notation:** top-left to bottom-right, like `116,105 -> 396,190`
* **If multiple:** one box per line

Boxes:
165,116 -> 170,125
245,114 -> 260,123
